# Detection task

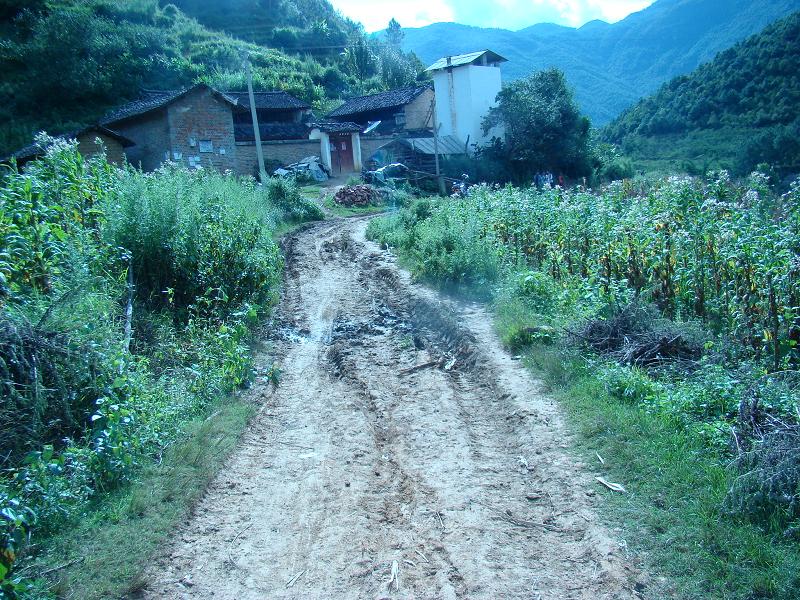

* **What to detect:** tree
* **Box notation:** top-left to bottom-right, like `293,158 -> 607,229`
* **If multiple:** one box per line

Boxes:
344,37 -> 378,85
483,68 -> 592,180
386,18 -> 403,47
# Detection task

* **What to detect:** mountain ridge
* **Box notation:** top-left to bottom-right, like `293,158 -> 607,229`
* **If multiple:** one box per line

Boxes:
396,0 -> 800,124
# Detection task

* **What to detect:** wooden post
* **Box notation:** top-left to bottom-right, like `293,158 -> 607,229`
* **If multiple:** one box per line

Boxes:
431,98 -> 446,196
245,55 -> 267,182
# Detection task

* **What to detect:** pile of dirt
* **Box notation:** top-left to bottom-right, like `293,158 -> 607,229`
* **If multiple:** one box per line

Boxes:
333,184 -> 381,207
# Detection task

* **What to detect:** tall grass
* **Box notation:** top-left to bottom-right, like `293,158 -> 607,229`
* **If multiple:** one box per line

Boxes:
0,141 -> 318,596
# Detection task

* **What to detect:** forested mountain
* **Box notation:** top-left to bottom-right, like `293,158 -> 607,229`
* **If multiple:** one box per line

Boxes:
165,0 -> 356,48
0,0 -> 424,156
396,0 -> 800,124
603,11 -> 800,176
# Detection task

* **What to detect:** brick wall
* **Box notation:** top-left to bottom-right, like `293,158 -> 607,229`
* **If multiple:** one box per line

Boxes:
167,88 -> 238,172
235,140 -> 322,178
404,89 -> 434,131
114,111 -> 171,171
76,132 -> 126,165
360,136 -> 395,164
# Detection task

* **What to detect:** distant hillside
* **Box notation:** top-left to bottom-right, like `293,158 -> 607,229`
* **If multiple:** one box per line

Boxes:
164,0 -> 357,49
396,0 -> 800,124
603,11 -> 800,176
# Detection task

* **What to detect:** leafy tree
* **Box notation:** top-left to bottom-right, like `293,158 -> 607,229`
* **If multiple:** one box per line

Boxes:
344,37 -> 378,85
483,68 -> 592,180
387,17 -> 403,47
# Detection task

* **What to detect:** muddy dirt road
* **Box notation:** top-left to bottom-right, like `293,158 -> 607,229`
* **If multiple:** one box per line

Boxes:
143,217 -> 643,599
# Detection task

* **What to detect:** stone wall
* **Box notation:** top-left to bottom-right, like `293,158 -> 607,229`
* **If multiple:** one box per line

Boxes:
235,140 -> 322,178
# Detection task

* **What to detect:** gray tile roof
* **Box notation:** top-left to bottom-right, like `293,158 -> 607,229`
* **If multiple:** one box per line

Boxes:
100,85 -> 308,126
425,50 -> 508,72
6,126 -> 134,163
312,121 -> 363,133
327,85 -> 431,119
227,91 -> 310,110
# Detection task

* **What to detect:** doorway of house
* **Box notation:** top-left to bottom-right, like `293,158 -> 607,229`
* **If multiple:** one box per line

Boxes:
330,133 -> 354,175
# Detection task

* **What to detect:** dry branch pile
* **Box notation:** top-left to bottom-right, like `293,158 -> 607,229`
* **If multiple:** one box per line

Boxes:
572,302 -> 703,369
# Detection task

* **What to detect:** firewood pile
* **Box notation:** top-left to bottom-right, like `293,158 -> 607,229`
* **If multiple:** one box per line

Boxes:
571,302 -> 703,369
333,184 -> 381,207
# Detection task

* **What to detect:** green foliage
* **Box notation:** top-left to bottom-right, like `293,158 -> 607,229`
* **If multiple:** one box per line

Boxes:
264,176 -> 324,223
371,175 -> 800,368
604,12 -> 800,177
104,166 -> 284,319
0,141 -> 314,592
483,68 -> 594,181
0,0 -> 426,155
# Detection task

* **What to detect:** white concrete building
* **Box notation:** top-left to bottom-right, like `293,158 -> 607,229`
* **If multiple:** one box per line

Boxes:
426,50 -> 507,153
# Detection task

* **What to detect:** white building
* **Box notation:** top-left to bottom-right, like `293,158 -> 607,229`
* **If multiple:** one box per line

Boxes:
426,50 -> 507,153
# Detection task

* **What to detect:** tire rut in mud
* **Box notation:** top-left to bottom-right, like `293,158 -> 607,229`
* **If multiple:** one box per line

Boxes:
139,217 -> 644,600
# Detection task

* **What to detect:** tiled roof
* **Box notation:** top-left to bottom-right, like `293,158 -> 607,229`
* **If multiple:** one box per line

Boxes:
227,91 -> 310,110
101,84 -> 241,125
326,85 -> 431,118
101,86 -> 309,126
312,121 -> 363,133
234,122 -> 311,142
7,126 -> 134,163
426,50 -> 508,72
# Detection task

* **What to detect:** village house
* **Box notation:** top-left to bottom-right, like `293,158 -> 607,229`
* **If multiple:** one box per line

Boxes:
325,84 -> 436,164
99,84 -> 363,177
5,126 -> 133,169
427,50 -> 507,151
6,51 -> 506,180
335,50 -> 507,173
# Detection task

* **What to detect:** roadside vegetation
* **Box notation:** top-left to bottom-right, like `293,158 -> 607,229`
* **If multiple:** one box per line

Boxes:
367,174 -> 800,598
0,140 -> 321,597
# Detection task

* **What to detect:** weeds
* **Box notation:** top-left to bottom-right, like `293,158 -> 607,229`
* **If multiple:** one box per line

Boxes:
0,141 -> 317,596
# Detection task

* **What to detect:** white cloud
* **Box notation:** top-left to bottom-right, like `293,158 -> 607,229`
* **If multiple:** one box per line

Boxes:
330,0 -> 455,32
329,0 -> 654,31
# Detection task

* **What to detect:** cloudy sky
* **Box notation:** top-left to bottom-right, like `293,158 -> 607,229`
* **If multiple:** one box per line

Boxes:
329,0 -> 656,32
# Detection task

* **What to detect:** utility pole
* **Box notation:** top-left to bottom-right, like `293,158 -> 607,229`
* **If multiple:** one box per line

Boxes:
431,98 -> 446,196
245,55 -> 267,182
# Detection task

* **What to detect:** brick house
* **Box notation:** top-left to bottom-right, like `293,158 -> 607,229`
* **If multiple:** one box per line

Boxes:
101,83 -> 362,177
326,84 -> 435,165
4,126 -> 133,168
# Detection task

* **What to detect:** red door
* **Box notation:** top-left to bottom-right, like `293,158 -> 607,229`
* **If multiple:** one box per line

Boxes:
331,134 -> 354,175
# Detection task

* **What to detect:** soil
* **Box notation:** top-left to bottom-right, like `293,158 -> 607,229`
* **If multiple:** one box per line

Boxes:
140,217 -> 645,599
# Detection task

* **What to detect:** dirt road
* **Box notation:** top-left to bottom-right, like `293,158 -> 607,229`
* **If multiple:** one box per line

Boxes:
142,217 -> 643,599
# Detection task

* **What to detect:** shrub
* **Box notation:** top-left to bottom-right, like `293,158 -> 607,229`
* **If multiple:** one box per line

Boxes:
263,176 -> 324,223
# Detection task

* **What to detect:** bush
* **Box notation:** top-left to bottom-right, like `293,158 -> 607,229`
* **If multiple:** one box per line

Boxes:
263,176 -> 324,223
105,166 -> 284,320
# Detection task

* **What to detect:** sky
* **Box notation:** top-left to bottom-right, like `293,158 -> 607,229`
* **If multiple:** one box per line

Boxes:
329,0 -> 657,32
